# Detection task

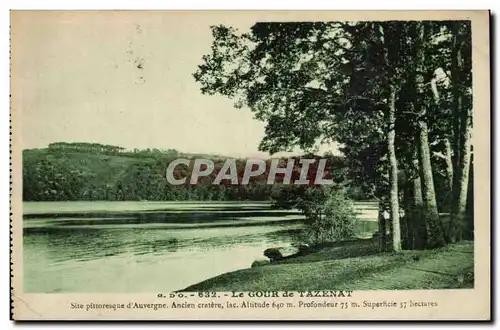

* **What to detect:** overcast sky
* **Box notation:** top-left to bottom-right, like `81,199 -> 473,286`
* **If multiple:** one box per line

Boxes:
13,11 -> 338,158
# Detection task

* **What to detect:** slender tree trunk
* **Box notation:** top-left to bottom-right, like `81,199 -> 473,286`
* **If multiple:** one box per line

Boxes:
465,152 -> 474,240
444,139 -> 454,193
402,179 -> 413,250
451,98 -> 463,228
450,33 -> 463,242
444,138 -> 454,225
414,22 -> 446,248
377,201 -> 387,252
449,22 -> 473,243
388,87 -> 402,252
412,173 -> 427,249
379,23 -> 402,253
450,113 -> 472,242
430,73 -> 454,198
415,119 -> 446,248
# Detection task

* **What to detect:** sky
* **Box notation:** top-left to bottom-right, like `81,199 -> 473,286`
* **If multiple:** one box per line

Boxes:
13,11 -> 338,158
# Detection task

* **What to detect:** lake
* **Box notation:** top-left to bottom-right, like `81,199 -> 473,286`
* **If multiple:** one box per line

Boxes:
23,201 -> 378,293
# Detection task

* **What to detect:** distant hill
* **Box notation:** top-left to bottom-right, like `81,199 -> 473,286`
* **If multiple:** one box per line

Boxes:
22,142 -> 353,202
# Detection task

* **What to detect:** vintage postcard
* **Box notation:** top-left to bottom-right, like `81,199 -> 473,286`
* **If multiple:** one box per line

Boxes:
10,10 -> 490,320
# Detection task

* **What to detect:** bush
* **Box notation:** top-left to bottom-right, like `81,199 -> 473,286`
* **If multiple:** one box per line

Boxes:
270,185 -> 308,210
302,189 -> 359,244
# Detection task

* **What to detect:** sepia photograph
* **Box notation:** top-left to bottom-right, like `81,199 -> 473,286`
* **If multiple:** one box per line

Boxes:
10,10 -> 490,320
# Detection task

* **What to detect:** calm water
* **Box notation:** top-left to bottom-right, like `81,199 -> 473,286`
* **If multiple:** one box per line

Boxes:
23,201 -> 378,293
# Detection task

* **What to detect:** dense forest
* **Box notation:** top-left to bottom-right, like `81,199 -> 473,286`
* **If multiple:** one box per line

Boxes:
193,20 -> 474,250
23,141 -> 455,210
22,142 -> 359,202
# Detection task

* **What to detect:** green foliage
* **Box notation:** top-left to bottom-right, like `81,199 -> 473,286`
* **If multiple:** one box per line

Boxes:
23,144 -> 360,202
270,184 -> 313,210
194,20 -> 474,248
192,21 -> 471,192
270,185 -> 361,244
298,189 -> 359,244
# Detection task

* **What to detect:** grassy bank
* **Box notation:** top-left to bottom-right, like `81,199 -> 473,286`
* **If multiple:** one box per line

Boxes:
183,240 -> 474,291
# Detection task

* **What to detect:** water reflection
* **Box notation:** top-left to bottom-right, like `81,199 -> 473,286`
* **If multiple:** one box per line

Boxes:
23,202 -> 377,293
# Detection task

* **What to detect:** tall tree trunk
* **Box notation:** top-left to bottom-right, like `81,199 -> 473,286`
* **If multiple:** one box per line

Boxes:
415,22 -> 446,248
449,22 -> 473,243
450,27 -> 462,242
379,23 -> 402,253
388,87 -> 402,252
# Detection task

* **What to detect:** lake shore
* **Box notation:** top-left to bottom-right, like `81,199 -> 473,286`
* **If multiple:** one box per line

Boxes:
182,239 -> 474,292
